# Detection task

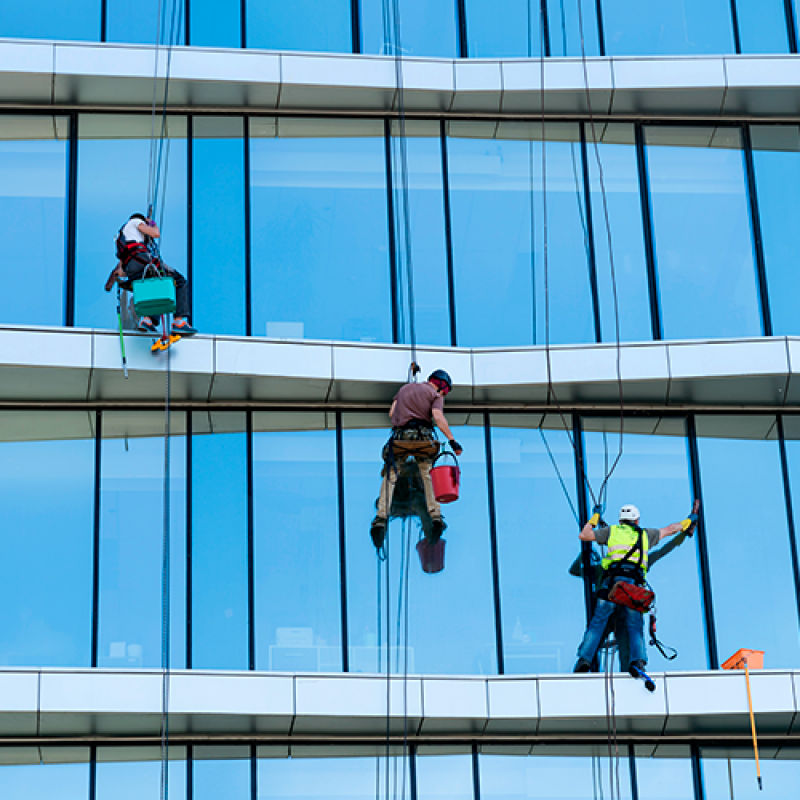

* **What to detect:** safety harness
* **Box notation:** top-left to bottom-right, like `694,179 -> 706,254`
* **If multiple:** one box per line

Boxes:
605,525 -> 655,612
115,226 -> 152,268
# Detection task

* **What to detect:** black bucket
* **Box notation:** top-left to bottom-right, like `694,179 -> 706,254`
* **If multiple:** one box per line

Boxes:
416,538 -> 446,574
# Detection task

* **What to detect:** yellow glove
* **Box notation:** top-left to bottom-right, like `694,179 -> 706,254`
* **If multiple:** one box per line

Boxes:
588,512 -> 600,527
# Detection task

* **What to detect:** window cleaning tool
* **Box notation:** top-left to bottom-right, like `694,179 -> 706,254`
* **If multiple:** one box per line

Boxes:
722,648 -> 765,791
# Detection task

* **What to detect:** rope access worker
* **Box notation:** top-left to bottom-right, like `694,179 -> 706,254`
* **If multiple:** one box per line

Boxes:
370,370 -> 463,550
105,213 -> 197,336
573,503 -> 693,677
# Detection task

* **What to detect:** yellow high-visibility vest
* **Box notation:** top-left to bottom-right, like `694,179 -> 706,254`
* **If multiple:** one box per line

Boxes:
601,524 -> 649,573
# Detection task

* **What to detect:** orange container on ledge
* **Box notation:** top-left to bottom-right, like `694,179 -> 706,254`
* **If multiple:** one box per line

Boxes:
722,648 -> 765,671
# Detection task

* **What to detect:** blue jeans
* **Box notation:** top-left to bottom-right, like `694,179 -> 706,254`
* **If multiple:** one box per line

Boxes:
576,577 -> 646,669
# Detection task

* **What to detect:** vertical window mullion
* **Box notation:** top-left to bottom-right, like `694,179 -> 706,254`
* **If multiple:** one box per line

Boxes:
690,745 -> 706,800
187,116 -> 194,319
185,0 -> 191,45
187,745 -> 193,800
240,0 -> 247,48
457,0 -> 468,57
729,0 -> 743,54
741,124 -> 773,337
336,412 -> 350,672
89,746 -> 97,800
244,116 -> 252,336
351,0 -> 362,53
250,744 -> 257,800
440,120 -> 458,346
247,410 -> 255,670
785,0 -> 798,52
540,0 -> 551,57
186,410 -> 193,669
91,410 -> 102,668
776,416 -> 800,633
686,415 -> 719,670
572,414 -> 594,622
384,118 -> 400,343
410,745 -> 418,800
100,0 -> 107,41
65,112 -> 79,328
594,0 -> 606,56
628,743 -> 640,800
579,123 -> 602,343
471,744 -> 481,800
483,413 -> 504,674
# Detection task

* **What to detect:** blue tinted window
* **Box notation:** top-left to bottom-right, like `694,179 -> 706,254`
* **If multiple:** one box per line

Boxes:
736,0 -> 791,53
246,0 -> 350,52
750,126 -> 800,336
696,415 -> 800,668
644,126 -> 762,340
107,0 -> 185,45
490,417 -> 583,674
602,0 -> 734,55
0,117 -> 68,327
0,412 -> 94,667
191,413 -> 249,669
76,115 -> 187,330
195,749 -> 250,800
362,0 -> 458,56
344,420 -> 496,674
0,759 -> 90,800
192,118 -> 247,336
4,0 -> 100,40
99,412 -> 186,669
250,119 -> 391,343
253,414 -> 341,672
583,420 -> 707,670
448,122 -> 594,347
391,123 -> 451,347
634,747 -> 693,798
587,124 -> 652,343
546,0 -> 601,57
96,751 -> 186,800
417,753 -> 472,800
190,0 -> 241,47
702,750 -> 800,798
464,0 -> 545,57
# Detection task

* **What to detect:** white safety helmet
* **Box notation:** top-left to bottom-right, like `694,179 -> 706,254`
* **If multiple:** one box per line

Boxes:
619,504 -> 640,523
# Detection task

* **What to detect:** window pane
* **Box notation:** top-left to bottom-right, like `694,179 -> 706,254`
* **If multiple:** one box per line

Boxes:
696,415 -> 800,668
191,413 -> 248,669
0,117 -> 68,327
391,122 -> 451,346
491,416 -> 583,674
417,752 -> 472,800
195,748 -> 250,800
634,746 -> 694,799
253,413 -> 341,673
0,756 -> 90,800
107,0 -> 185,45
99,412 -> 186,669
250,118 -> 391,343
362,0 -> 458,56
588,124 -> 652,343
645,126 -> 762,340
546,0 -> 601,57
750,126 -> 800,336
246,0 -> 351,52
736,0 -> 790,53
190,0 -> 241,47
76,115 -> 187,330
702,750 -> 800,799
601,0 -> 735,56
583,419 -> 706,670
480,749 -> 632,799
4,0 -> 100,40
344,419 -> 496,674
448,122 -> 595,347
0,412 -> 94,667
464,0 -> 544,57
192,118 -> 246,336
96,749 -> 186,800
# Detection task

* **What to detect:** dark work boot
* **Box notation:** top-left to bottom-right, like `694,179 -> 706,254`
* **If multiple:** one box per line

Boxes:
573,658 -> 592,674
429,517 -> 447,544
370,517 -> 387,551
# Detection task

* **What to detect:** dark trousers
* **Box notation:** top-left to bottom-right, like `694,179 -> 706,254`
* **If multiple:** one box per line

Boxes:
124,256 -> 190,319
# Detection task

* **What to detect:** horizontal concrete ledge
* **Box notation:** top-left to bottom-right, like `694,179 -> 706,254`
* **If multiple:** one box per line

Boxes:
0,668 -> 796,744
0,326 -> 797,418
2,40 -> 800,118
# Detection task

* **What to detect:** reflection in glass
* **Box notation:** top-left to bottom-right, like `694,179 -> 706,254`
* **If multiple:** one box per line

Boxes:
0,412 -> 94,667
587,124 -> 652,343
0,117 -> 68,327
344,421 -> 496,674
192,118 -> 247,336
696,416 -> 800,668
750,126 -> 800,335
480,750 -> 632,799
417,752 -> 472,800
76,115 -> 187,330
190,0 -> 241,47
253,414 -> 341,672
735,0 -> 791,53
702,750 -> 800,799
645,127 -> 762,340
99,412 -> 186,669
362,0 -> 458,57
194,748 -> 250,800
96,750 -> 186,800
601,0 -> 734,55
250,119 -> 391,343
107,0 -> 185,45
490,417 -> 583,674
0,761 -> 89,800
4,0 -> 100,40
192,413 -> 248,669
448,122 -> 594,347
583,420 -> 706,670
246,0 -> 351,52
390,122 -> 451,346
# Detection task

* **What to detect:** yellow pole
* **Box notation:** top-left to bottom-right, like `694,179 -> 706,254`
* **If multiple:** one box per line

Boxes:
742,658 -> 763,791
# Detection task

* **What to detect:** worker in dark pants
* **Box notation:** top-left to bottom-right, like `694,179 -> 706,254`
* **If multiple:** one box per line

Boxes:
105,213 -> 197,336
573,504 -> 693,677
371,370 -> 463,549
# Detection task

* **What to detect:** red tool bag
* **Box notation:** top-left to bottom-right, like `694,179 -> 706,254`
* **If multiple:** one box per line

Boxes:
609,581 -> 654,613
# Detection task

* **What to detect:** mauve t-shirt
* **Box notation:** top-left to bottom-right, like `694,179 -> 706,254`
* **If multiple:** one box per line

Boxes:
391,382 -> 444,427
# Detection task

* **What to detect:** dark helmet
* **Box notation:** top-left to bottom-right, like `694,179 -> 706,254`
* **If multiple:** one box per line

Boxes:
428,369 -> 453,393
130,213 -> 147,221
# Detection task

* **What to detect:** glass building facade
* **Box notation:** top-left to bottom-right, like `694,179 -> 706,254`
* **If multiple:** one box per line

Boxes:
2,2 -> 800,799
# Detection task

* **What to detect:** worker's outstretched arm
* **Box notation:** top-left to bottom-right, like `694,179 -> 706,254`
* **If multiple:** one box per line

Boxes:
431,409 -> 463,455
657,521 -> 684,542
389,400 -> 396,422
138,221 -> 160,238
579,522 -> 597,542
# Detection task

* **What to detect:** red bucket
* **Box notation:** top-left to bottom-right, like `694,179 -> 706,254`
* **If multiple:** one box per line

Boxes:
430,451 -> 460,503
416,538 -> 446,574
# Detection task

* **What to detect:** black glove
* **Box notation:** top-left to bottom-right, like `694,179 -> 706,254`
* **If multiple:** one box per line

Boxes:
448,439 -> 463,455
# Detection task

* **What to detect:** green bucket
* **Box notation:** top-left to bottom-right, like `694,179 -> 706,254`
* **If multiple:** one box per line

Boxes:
132,276 -> 177,317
